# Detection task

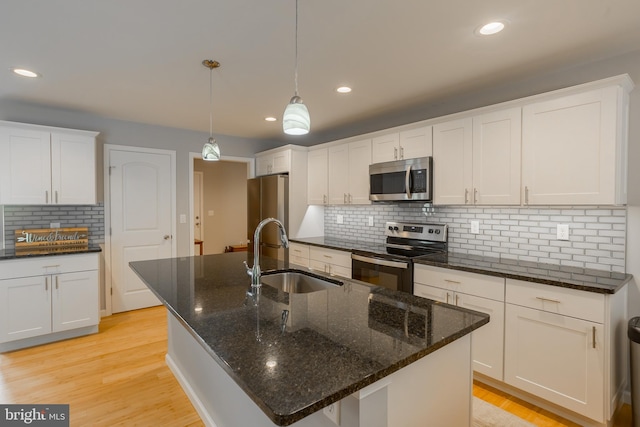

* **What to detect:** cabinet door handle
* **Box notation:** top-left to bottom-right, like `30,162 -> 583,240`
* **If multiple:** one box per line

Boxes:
400,146 -> 404,159
46,190 -> 49,204
444,279 -> 461,284
42,264 -> 60,269
394,147 -> 398,160
446,292 -> 450,304
464,188 -> 469,204
535,296 -> 561,304
592,326 -> 596,349
474,188 -> 478,204
343,193 -> 347,204
55,190 -> 58,204
525,186 -> 529,204
349,193 -> 353,204
455,294 -> 459,305
45,276 -> 49,291
323,255 -> 333,259
55,276 -> 59,290
323,195 -> 327,204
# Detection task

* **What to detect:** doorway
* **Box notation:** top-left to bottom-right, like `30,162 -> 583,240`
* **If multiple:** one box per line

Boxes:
104,145 -> 176,314
189,154 -> 254,256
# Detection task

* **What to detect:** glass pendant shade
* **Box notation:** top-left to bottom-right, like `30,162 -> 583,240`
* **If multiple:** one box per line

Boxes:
283,95 -> 310,135
202,137 -> 220,161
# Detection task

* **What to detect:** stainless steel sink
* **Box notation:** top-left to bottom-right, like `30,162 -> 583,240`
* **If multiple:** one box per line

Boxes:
260,270 -> 341,294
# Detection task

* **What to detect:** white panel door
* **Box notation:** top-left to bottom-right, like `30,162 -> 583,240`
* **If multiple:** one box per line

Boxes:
109,149 -> 173,313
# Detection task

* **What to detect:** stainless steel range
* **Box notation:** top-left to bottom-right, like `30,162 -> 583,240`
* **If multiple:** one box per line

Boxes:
351,221 -> 448,294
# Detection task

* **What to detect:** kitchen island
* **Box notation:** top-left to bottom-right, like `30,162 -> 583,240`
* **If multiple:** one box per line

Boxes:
130,252 -> 488,427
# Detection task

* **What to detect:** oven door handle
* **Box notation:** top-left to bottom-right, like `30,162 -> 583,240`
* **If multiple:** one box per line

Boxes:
405,165 -> 412,199
352,254 -> 409,269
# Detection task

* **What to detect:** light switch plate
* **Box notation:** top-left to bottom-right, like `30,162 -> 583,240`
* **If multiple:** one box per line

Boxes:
557,224 -> 569,240
179,214 -> 187,224
470,220 -> 480,234
368,216 -> 374,227
50,222 -> 61,229
208,210 -> 214,216
337,215 -> 344,224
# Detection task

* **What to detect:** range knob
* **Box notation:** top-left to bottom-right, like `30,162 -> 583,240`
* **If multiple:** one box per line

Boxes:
393,226 -> 399,231
388,226 -> 394,231
435,229 -> 441,234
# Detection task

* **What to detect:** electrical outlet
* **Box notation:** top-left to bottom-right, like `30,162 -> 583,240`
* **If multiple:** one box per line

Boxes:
323,402 -> 341,425
470,220 -> 480,234
50,222 -> 61,229
336,215 -> 344,224
368,216 -> 374,227
557,224 -> 569,240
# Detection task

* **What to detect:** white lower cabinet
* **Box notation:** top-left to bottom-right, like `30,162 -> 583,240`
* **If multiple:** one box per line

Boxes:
288,242 -> 310,268
309,246 -> 351,278
0,253 -> 100,351
504,279 -> 608,422
413,265 -> 505,381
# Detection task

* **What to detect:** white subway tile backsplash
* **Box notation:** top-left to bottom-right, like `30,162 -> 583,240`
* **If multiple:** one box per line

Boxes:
324,204 -> 626,273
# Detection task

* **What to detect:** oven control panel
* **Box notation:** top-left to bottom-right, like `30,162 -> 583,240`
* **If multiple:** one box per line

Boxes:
385,221 -> 447,242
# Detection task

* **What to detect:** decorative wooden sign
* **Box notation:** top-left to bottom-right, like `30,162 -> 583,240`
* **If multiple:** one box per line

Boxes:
15,227 -> 89,249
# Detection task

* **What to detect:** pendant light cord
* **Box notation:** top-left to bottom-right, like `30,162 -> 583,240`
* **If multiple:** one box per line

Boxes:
294,0 -> 299,97
209,67 -> 213,138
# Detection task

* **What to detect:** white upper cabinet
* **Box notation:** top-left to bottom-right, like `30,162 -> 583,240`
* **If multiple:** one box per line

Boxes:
472,108 -> 522,205
256,148 -> 291,176
522,85 -> 629,205
0,122 -> 98,205
371,127 -> 432,164
328,139 -> 371,205
433,117 -> 473,205
433,108 -> 521,206
307,148 -> 328,205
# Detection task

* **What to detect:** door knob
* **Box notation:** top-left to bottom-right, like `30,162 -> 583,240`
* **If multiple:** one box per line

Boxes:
163,235 -> 171,240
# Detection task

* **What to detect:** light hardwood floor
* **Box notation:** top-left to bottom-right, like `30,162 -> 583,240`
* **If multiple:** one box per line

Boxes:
0,306 -> 632,426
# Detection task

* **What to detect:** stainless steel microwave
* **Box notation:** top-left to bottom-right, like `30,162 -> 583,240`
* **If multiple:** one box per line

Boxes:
369,156 -> 432,202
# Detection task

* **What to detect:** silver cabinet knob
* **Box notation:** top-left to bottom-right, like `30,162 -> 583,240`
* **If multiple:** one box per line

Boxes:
163,235 -> 171,240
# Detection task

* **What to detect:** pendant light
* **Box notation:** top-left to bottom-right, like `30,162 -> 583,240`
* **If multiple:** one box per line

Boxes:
202,59 -> 221,161
282,0 -> 310,135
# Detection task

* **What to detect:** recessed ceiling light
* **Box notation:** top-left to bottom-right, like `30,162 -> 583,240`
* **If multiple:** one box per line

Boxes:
265,117 -> 277,122
11,68 -> 39,78
336,86 -> 352,94
478,21 -> 506,36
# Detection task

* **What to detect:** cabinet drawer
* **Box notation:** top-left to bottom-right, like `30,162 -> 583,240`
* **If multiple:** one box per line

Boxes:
506,279 -> 605,323
414,265 -> 505,301
309,247 -> 351,269
289,243 -> 309,259
0,253 -> 99,280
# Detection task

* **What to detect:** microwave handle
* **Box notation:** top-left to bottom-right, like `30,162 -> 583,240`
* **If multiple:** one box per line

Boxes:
405,165 -> 412,199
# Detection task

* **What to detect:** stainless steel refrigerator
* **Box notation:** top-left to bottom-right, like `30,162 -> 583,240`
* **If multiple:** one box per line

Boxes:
247,174 -> 289,260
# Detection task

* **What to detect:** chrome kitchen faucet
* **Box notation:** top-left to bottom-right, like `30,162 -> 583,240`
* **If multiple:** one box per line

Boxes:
244,217 -> 289,288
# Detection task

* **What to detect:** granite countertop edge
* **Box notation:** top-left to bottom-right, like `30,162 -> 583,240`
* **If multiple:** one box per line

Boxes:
0,246 -> 103,260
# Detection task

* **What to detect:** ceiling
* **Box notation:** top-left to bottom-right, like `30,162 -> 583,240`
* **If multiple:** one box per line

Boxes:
2,0 -> 640,144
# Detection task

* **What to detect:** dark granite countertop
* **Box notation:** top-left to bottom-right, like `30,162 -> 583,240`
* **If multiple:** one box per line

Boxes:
0,246 -> 102,260
290,236 -> 378,252
291,236 -> 632,295
129,252 -> 488,426
414,252 -> 631,294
